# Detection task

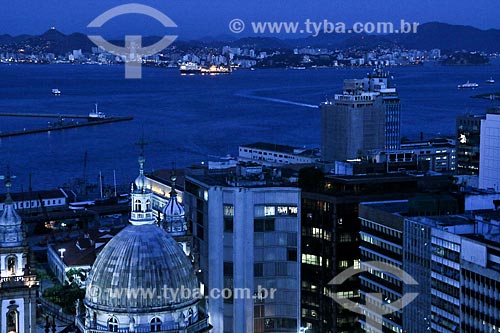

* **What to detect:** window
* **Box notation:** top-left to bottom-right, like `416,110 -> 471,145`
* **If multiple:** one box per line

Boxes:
108,317 -> 118,332
287,248 -> 297,262
150,317 -> 161,332
6,309 -> 18,333
254,263 -> 263,277
223,204 -> 234,217
134,200 -> 141,212
224,218 -> 233,232
7,256 -> 16,276
223,262 -> 233,277
145,199 -> 151,211
254,219 -> 275,232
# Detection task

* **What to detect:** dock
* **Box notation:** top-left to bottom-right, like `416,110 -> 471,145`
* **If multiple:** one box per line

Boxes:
0,116 -> 133,138
0,112 -> 90,119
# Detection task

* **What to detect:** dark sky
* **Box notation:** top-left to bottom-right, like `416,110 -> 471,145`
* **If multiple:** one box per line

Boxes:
2,0 -> 499,39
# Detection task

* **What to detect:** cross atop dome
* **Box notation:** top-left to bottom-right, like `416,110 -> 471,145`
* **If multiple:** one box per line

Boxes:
134,135 -> 149,193
0,167 -> 17,204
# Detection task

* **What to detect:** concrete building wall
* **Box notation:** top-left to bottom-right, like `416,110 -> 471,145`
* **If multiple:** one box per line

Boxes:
479,113 -> 500,191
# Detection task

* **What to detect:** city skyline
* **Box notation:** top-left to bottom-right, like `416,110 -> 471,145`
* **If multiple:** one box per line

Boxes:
1,0 -> 500,39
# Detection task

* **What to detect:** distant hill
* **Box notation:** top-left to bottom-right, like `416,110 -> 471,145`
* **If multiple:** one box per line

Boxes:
2,22 -> 500,55
391,22 -> 500,52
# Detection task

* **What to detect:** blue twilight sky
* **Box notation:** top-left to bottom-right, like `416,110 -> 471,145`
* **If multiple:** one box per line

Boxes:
1,0 -> 500,39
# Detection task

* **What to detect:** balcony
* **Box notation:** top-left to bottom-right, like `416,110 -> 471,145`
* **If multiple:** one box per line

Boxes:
76,315 -> 210,333
0,274 -> 38,288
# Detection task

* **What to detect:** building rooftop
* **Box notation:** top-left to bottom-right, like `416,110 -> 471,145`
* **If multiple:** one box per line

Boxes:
49,227 -> 123,267
0,189 -> 67,203
186,163 -> 298,188
240,142 -> 318,157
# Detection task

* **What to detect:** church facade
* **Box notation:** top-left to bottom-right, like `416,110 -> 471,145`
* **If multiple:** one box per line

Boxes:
75,154 -> 210,333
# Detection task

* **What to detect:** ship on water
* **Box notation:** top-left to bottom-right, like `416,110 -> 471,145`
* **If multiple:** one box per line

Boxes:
200,65 -> 231,75
88,103 -> 106,121
179,62 -> 202,75
179,62 -> 231,75
457,81 -> 479,89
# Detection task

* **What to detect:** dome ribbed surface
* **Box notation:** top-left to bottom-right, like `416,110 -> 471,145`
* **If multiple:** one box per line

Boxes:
162,196 -> 185,218
85,224 -> 198,313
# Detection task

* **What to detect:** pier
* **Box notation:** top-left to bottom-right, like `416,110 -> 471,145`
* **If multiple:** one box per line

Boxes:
0,115 -> 133,138
0,112 -> 90,119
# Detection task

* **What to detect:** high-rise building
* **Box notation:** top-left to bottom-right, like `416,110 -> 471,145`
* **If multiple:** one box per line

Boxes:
321,68 -> 401,162
0,173 -> 38,333
300,171 -> 451,333
479,111 -> 500,191
358,200 -> 500,333
184,163 -> 301,333
456,113 -> 484,176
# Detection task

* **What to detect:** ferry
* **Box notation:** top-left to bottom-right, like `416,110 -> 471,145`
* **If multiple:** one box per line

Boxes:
88,103 -> 106,121
486,77 -> 495,84
179,62 -> 202,75
457,81 -> 479,89
52,88 -> 61,95
200,65 -> 231,75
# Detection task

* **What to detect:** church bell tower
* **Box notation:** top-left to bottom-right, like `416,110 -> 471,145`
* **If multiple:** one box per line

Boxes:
0,171 -> 38,333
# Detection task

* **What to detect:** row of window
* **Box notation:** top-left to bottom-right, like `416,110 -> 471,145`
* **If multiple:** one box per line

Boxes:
14,198 -> 63,208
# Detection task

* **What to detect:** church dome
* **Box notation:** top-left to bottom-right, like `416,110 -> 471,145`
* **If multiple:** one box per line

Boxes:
0,200 -> 21,226
162,195 -> 185,219
84,224 -> 199,312
134,173 -> 147,190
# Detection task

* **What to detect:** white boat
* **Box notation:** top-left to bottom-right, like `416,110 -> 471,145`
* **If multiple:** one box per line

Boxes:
88,103 -> 106,121
52,88 -> 61,95
457,81 -> 479,89
486,77 -> 495,84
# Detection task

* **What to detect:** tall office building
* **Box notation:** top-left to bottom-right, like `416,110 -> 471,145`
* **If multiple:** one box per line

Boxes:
479,111 -> 500,191
321,67 -> 401,162
300,171 -> 451,333
358,200 -> 500,333
456,114 -> 484,175
184,163 -> 301,333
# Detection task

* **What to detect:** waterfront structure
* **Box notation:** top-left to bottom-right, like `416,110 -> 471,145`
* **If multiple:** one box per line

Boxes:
479,111 -> 500,191
321,67 -> 401,162
184,163 -> 301,333
76,154 -> 210,333
0,174 -> 38,333
456,114 -> 484,176
0,188 -> 68,213
238,142 -> 320,166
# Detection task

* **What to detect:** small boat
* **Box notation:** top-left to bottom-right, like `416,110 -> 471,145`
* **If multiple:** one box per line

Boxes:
457,81 -> 479,89
52,88 -> 61,95
88,103 -> 106,121
486,77 -> 495,84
